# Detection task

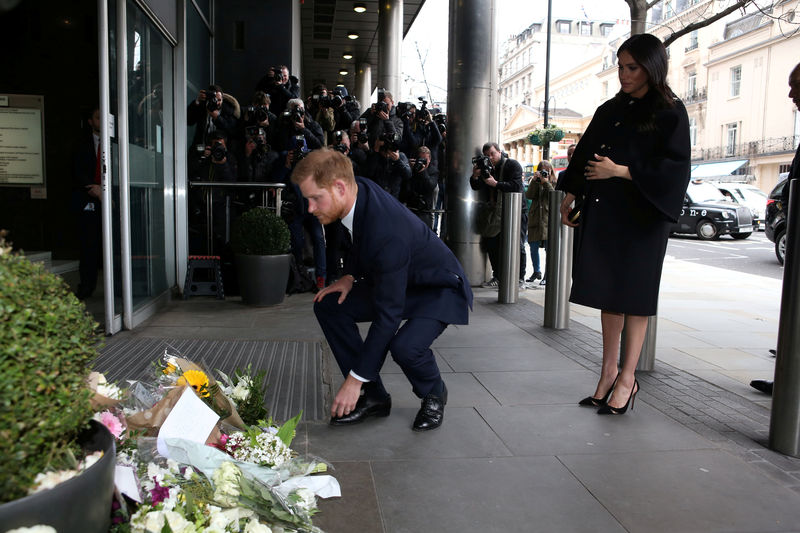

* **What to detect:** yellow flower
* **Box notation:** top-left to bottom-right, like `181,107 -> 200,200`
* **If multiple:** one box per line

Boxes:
177,370 -> 210,397
163,363 -> 177,375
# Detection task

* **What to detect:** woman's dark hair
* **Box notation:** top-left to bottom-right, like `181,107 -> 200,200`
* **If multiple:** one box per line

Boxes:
616,33 -> 675,108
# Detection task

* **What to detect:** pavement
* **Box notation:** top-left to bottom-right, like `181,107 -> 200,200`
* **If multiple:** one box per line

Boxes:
98,252 -> 800,533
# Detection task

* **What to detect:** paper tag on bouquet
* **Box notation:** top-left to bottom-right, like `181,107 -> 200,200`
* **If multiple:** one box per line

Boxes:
157,386 -> 220,458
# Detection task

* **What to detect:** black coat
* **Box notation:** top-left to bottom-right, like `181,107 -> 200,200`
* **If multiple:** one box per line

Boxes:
562,91 -> 691,315
363,150 -> 412,199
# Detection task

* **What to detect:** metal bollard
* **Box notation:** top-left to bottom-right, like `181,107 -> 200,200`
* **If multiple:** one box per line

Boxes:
770,179 -> 800,457
498,192 -> 522,303
620,315 -> 657,371
543,190 -> 572,329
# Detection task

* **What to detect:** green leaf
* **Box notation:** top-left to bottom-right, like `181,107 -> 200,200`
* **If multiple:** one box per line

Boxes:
275,411 -> 303,447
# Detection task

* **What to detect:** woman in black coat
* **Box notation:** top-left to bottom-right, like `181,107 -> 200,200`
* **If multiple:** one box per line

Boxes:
559,34 -> 691,415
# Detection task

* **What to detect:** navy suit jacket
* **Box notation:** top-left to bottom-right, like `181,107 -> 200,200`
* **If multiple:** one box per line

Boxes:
344,176 -> 473,380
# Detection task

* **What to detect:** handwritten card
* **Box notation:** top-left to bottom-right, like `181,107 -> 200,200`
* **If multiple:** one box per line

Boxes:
157,386 -> 219,458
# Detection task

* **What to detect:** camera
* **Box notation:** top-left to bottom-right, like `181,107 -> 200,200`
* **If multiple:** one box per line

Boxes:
292,134 -> 308,161
433,113 -> 446,133
245,126 -> 267,147
283,108 -> 304,123
377,87 -> 386,103
332,88 -> 352,103
356,118 -> 369,144
396,102 -> 414,121
211,141 -> 227,162
205,91 -> 220,112
415,97 -> 429,122
375,101 -> 389,114
246,105 -> 269,124
269,67 -> 282,83
380,131 -> 401,152
413,158 -> 427,173
334,130 -> 344,144
472,155 -> 492,179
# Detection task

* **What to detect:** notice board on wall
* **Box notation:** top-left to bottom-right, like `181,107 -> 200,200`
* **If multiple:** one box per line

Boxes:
0,94 -> 46,187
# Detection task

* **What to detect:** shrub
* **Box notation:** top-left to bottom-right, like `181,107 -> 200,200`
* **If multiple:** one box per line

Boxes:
0,248 -> 100,502
230,207 -> 291,256
527,124 -> 565,146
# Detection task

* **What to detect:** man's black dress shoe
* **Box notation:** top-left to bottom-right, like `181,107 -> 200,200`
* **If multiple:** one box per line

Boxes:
750,379 -> 773,395
412,383 -> 448,432
330,393 -> 391,426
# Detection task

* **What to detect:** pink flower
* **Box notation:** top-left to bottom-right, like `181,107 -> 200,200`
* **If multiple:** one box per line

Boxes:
94,410 -> 124,439
220,433 -> 229,445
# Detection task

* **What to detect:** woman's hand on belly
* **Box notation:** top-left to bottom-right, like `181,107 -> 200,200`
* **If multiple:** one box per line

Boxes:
585,154 -> 631,181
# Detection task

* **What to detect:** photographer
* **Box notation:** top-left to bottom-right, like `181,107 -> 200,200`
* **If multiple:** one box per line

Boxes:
307,84 -> 337,145
240,126 -> 278,183
469,142 -> 523,287
255,65 -> 301,117
348,119 -> 369,168
402,146 -> 439,230
363,131 -> 411,199
400,99 -> 442,166
241,91 -> 277,148
187,84 -> 240,152
333,86 -> 361,132
275,99 -> 324,152
361,89 -> 404,146
525,161 -> 555,283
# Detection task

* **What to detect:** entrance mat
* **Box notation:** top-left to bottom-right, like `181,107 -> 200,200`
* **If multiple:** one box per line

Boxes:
93,337 -> 330,422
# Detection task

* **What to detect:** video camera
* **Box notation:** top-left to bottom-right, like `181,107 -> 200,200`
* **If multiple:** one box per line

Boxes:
472,154 -> 492,180
246,105 -> 270,124
380,131 -> 401,152
415,97 -> 429,122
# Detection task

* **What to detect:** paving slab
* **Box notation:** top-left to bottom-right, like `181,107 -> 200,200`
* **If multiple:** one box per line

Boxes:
371,457 -> 626,533
474,369 -> 602,405
560,449 -> 800,533
437,343 -> 584,372
379,372 -> 501,409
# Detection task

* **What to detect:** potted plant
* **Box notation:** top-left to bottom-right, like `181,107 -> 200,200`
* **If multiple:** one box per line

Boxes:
230,207 -> 292,306
527,124 -> 565,147
0,231 -> 116,532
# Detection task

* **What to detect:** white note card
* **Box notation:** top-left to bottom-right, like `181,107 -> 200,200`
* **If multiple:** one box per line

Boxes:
115,464 -> 142,502
156,386 -> 220,458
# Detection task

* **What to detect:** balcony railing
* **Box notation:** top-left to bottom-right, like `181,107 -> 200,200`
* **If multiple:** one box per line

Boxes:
682,87 -> 707,105
691,135 -> 800,161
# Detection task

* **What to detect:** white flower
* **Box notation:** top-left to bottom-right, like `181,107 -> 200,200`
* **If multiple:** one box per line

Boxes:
97,381 -> 122,399
292,487 -> 317,512
134,509 -> 195,533
166,458 -> 181,474
81,450 -> 104,470
5,527 -> 58,533
231,381 -> 250,402
224,431 -> 292,468
208,506 -> 254,530
212,461 -> 242,507
28,469 -> 78,494
243,520 -> 273,533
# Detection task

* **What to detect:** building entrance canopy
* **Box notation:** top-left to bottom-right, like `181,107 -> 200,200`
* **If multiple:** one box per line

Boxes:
690,159 -> 748,179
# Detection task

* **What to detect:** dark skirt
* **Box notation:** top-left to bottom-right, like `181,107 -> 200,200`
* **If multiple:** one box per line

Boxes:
569,177 -> 671,316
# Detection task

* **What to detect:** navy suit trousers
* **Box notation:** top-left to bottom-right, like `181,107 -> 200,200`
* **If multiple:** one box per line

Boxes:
314,285 -> 447,398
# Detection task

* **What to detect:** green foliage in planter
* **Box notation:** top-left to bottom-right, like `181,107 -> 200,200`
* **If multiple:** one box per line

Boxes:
0,251 -> 100,502
230,207 -> 291,256
527,124 -> 565,146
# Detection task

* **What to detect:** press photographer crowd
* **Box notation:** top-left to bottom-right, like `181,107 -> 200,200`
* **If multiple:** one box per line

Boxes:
188,65 -> 455,292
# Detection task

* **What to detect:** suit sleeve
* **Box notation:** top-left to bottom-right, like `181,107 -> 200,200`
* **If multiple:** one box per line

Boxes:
495,159 -> 523,193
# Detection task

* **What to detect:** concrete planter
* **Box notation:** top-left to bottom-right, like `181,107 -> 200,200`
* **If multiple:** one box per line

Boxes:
0,420 -> 116,532
235,253 -> 291,306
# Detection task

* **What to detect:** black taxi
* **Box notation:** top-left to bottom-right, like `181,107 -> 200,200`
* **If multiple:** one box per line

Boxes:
670,181 -> 753,240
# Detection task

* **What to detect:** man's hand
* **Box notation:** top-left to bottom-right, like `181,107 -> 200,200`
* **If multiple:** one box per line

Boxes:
313,274 -> 354,304
331,374 -> 363,418
377,110 -> 390,121
484,175 -> 498,187
293,116 -> 305,130
195,91 -> 206,105
86,184 -> 102,199
386,149 -> 400,162
209,108 -> 220,119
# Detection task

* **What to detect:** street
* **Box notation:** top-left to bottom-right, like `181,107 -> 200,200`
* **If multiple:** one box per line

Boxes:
667,231 -> 784,280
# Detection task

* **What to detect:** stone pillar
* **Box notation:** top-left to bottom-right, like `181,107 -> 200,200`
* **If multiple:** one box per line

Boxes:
378,0 -> 402,96
446,0 -> 497,284
355,63 -> 372,110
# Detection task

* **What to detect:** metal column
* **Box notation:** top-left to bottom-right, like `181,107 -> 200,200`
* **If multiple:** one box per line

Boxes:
355,63 -> 372,111
543,190 -> 572,329
446,0 -> 497,285
116,0 -> 134,329
770,179 -> 800,457
498,192 -> 522,303
378,0 -> 402,96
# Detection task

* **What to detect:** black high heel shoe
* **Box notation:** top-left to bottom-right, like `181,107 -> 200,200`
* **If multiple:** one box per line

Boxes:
578,375 -> 618,407
597,379 -> 639,415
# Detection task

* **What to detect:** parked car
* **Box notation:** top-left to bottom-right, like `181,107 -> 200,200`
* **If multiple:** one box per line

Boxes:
765,172 -> 789,265
711,182 -> 768,231
670,181 -> 753,240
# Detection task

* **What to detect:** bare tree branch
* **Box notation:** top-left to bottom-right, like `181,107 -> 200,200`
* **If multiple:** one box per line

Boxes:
662,0 -> 752,47
646,0 -> 661,10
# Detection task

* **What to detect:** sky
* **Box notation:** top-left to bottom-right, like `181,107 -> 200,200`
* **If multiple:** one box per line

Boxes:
399,0 -> 632,106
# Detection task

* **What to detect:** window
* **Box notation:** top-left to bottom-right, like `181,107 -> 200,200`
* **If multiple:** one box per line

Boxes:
687,72 -> 697,97
686,30 -> 698,51
579,22 -> 592,36
730,65 -> 742,97
602,81 -> 608,98
725,122 -> 739,156
600,24 -> 613,37
556,21 -> 571,34
689,117 -> 697,147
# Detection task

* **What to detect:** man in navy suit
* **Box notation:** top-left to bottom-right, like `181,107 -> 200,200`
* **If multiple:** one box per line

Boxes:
293,148 -> 473,431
